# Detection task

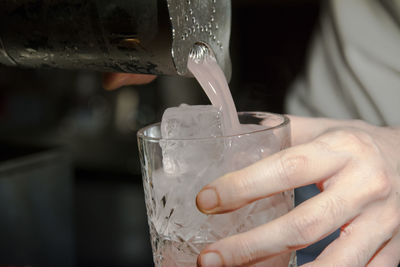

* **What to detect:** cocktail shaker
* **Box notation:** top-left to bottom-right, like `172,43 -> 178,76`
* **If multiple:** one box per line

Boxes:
0,0 -> 231,79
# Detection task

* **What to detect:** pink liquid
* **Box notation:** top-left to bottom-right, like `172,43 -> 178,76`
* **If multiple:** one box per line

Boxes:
187,45 -> 240,135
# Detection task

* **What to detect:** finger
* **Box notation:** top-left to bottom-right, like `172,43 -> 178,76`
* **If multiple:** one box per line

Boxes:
196,139 -> 348,214
305,205 -> 397,267
197,184 -> 364,267
286,115 -> 337,146
368,229 -> 400,267
287,115 -> 372,146
102,73 -> 156,90
197,163 -> 393,267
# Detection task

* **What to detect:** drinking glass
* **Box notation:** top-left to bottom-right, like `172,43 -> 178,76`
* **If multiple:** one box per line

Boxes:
137,112 -> 296,266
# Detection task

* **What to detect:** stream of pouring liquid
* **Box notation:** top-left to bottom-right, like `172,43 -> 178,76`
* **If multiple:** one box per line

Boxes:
187,47 -> 240,135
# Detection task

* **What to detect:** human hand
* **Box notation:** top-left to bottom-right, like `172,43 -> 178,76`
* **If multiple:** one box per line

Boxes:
196,116 -> 400,267
102,73 -> 156,90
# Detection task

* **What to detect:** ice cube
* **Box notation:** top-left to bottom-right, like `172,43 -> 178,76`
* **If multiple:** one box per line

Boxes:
222,124 -> 280,172
151,161 -> 224,239
161,104 -> 223,139
160,104 -> 224,175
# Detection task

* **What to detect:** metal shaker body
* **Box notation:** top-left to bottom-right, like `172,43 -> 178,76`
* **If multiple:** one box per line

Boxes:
0,0 -> 231,79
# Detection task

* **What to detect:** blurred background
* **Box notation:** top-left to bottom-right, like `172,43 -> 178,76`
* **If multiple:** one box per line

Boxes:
0,1 -> 319,266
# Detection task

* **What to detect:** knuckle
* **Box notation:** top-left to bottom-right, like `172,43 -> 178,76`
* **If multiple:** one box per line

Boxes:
371,170 -> 392,199
312,139 -> 333,152
331,130 -> 377,155
342,131 -> 368,148
325,194 -> 347,220
278,153 -> 308,188
286,214 -> 322,246
230,236 -> 257,265
287,195 -> 346,248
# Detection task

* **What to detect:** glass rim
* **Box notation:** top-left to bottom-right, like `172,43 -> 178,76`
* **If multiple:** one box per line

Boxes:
137,111 -> 290,142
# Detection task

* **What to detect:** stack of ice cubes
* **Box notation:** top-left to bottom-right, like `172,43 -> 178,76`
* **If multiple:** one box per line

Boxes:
153,104 -> 283,242
153,104 -> 226,239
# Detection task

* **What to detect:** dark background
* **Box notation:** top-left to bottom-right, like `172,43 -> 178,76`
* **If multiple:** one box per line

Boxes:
0,1 -> 319,266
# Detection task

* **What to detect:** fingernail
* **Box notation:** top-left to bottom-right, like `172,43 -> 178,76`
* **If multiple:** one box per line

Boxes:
198,252 -> 223,267
196,188 -> 219,211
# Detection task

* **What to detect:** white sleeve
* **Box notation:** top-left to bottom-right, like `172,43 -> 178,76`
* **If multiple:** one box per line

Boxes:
286,0 -> 400,126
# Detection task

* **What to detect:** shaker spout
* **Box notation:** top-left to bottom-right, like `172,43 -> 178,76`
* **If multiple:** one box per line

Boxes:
167,0 -> 232,81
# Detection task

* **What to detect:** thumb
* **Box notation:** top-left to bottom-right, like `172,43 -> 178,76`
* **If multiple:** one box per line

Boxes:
102,73 -> 156,90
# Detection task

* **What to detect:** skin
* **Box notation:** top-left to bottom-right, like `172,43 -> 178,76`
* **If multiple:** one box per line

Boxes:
102,73 -> 156,90
196,117 -> 400,267
107,74 -> 400,267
